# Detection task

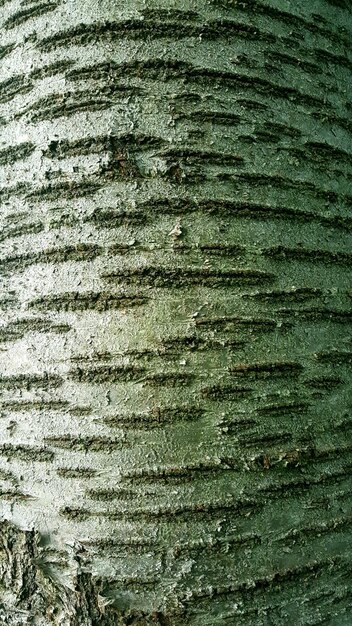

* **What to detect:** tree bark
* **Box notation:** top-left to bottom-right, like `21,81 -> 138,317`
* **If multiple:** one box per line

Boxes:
0,0 -> 351,623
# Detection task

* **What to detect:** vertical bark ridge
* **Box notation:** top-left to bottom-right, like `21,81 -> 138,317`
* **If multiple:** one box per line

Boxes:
0,0 -> 351,624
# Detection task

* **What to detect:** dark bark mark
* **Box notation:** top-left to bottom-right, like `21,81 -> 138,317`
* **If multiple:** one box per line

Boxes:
314,47 -> 352,72
175,110 -> 242,125
140,197 -> 352,231
29,59 -> 74,80
323,0 -> 350,8
211,0 -> 351,48
0,142 -> 35,166
0,489 -> 34,502
160,335 -> 245,352
263,246 -> 352,267
60,497 -> 260,522
69,366 -> 193,388
85,208 -> 148,227
44,436 -> 128,452
0,180 -> 100,203
238,431 -> 293,447
195,316 -> 277,331
18,86 -> 142,124
181,557 -> 345,604
224,172 -> 345,205
0,244 -> 103,276
28,292 -> 148,312
0,373 -> 62,390
1,399 -> 68,411
256,402 -> 309,416
0,42 -> 15,60
69,365 -> 146,384
44,133 -> 166,160
311,110 -> 352,135
229,361 -> 303,379
142,372 -> 194,387
276,515 -> 352,546
57,467 -> 97,478
66,58 -> 335,116
68,406 -> 92,416
159,147 -> 244,167
201,384 -> 252,399
26,180 -> 101,201
315,350 -> 352,364
36,18 -> 275,53
102,266 -> 274,288
0,296 -> 18,311
0,444 -> 54,461
259,467 -> 352,498
0,222 -> 44,245
268,51 -> 321,75
0,75 -> 33,104
122,461 -> 237,483
102,406 -> 205,429
303,376 -> 344,389
304,140 -> 352,166
4,2 -> 59,29
0,318 -> 71,343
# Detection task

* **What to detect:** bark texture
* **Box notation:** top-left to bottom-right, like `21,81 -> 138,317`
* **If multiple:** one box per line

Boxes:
0,0 -> 352,624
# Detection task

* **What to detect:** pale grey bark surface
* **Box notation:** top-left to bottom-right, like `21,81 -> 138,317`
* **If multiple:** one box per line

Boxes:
0,0 -> 352,624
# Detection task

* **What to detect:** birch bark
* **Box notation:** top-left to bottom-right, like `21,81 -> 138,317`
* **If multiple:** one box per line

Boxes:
0,0 -> 351,624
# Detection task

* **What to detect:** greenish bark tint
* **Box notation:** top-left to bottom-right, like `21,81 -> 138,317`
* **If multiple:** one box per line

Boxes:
0,0 -> 351,623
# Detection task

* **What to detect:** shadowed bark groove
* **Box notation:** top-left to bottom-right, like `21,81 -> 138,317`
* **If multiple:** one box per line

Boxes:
0,0 -> 351,624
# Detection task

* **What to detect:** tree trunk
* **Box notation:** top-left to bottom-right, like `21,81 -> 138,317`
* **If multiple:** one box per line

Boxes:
0,0 -> 351,623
